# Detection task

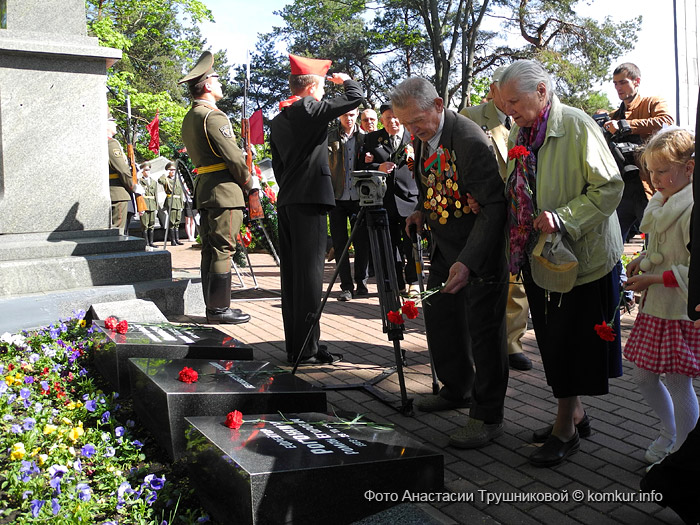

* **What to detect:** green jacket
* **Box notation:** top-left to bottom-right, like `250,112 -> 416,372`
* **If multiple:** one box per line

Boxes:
108,137 -> 133,203
506,94 -> 624,286
139,176 -> 158,212
158,174 -> 184,210
180,100 -> 250,209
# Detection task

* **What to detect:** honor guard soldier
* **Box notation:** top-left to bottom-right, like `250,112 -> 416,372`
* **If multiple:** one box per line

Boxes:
159,162 -> 185,246
107,114 -> 141,235
138,162 -> 158,248
179,51 -> 256,325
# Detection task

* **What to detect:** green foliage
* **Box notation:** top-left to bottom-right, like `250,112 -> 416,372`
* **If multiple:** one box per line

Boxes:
86,0 -> 216,161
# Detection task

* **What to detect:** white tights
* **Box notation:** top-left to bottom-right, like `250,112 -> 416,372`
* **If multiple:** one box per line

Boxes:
633,367 -> 699,451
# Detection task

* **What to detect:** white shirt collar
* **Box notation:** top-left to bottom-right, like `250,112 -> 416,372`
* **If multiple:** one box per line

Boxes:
426,111 -> 445,153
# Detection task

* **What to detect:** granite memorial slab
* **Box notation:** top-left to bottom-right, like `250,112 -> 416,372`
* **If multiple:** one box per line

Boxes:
128,358 -> 327,460
184,412 -> 444,525
93,321 -> 254,394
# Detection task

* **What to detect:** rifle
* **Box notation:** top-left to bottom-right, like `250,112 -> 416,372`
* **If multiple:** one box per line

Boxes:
241,56 -> 264,220
125,91 -> 147,213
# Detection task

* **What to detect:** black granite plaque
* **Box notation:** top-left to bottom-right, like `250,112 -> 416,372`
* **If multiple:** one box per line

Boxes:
129,358 -> 327,460
92,321 -> 254,394
185,412 -> 444,525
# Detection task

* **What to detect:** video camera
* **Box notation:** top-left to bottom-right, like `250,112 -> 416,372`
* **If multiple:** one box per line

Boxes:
352,170 -> 387,207
593,113 -> 642,181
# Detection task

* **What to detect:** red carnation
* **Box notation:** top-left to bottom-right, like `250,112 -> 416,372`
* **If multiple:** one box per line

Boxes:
387,310 -> 405,325
508,145 -> 529,160
115,320 -> 129,334
402,301 -> 419,319
225,410 -> 243,429
594,321 -> 616,342
104,317 -> 118,330
177,366 -> 199,384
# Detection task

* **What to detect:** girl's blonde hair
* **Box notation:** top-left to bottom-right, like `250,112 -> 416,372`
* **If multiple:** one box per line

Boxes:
640,128 -> 695,170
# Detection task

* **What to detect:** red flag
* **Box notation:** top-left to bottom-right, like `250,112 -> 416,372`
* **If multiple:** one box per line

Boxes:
146,111 -> 160,154
249,109 -> 264,145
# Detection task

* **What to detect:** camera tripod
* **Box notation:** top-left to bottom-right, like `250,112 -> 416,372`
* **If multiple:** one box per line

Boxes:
291,196 -> 413,415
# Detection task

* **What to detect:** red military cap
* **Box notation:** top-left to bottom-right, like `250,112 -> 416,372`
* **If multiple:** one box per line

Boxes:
289,53 -> 332,76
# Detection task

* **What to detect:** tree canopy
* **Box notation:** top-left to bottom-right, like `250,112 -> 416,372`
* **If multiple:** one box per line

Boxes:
243,0 -> 640,117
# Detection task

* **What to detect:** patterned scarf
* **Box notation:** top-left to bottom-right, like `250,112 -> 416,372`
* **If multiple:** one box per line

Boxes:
506,103 -> 551,274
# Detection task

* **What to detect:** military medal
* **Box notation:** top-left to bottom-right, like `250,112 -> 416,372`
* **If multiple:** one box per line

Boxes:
421,145 -> 465,225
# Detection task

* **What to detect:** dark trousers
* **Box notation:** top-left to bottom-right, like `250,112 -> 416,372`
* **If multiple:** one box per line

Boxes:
616,176 -> 649,242
423,248 -> 509,423
278,204 -> 327,359
329,199 -> 369,292
388,214 -> 417,288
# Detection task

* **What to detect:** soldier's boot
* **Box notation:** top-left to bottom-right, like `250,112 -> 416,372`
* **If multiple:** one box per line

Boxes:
169,230 -> 177,246
147,229 -> 155,247
174,228 -> 184,246
206,272 -> 250,324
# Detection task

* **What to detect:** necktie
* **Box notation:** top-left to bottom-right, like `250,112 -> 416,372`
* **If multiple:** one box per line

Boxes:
391,134 -> 400,152
504,116 -> 511,130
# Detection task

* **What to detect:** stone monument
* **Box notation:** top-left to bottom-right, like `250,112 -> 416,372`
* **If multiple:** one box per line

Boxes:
0,0 -> 192,332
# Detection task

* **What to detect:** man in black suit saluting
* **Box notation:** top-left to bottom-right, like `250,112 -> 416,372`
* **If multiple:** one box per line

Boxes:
269,54 -> 363,365
391,77 -> 509,449
362,103 -> 420,293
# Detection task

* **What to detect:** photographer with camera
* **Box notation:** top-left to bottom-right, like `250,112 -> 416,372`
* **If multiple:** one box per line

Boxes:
604,63 -> 674,242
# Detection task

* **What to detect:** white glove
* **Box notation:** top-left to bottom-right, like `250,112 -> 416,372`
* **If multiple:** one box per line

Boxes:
133,183 -> 144,195
245,175 -> 261,192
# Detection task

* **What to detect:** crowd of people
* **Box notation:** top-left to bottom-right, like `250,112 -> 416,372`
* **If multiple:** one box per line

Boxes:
107,51 -> 699,517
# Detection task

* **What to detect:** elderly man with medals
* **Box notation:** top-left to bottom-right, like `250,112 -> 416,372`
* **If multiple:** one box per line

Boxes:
179,51 -> 256,325
391,77 -> 509,449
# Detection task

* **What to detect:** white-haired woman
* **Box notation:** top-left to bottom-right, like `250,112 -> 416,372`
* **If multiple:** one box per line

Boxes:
499,60 -> 624,467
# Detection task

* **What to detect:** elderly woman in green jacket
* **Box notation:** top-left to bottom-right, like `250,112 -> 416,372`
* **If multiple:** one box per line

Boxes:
498,60 -> 624,467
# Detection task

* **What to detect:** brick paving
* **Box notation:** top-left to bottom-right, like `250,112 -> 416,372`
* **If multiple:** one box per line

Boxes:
164,237 -> 693,524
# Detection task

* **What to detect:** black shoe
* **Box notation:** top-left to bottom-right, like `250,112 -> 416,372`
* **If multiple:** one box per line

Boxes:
206,307 -> 251,325
532,413 -> 591,443
288,345 -> 343,365
355,286 -> 369,297
509,353 -> 532,371
174,230 -> 184,246
529,432 -> 580,467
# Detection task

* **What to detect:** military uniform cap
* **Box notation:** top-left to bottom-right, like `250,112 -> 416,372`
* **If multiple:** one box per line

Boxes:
379,103 -> 392,115
178,51 -> 216,85
289,53 -> 332,76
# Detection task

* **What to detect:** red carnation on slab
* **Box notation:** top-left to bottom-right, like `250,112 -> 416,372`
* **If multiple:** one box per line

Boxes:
225,410 -> 243,429
177,366 -> 199,384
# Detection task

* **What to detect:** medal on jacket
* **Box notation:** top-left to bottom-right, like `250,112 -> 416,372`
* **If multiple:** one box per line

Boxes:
422,146 -> 469,224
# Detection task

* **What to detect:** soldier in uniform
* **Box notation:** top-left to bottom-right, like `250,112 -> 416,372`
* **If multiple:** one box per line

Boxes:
269,54 -> 362,364
159,162 -> 185,246
138,161 -> 158,248
179,51 -> 255,325
107,114 -> 140,235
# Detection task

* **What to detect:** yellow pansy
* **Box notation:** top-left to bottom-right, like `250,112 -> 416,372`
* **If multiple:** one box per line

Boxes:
10,443 -> 26,460
43,424 -> 58,435
68,425 -> 84,442
38,454 -> 48,466
79,320 -> 86,327
61,417 -> 72,425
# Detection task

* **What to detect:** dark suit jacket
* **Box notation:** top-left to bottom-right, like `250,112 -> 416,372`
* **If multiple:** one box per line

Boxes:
413,109 -> 506,277
361,128 -> 419,217
688,88 -> 700,320
269,80 -> 363,208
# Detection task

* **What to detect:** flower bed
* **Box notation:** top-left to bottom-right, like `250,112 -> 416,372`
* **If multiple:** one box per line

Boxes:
0,312 -> 210,523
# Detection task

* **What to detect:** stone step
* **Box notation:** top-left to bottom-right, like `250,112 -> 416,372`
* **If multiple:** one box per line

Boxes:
0,250 -> 172,295
0,233 -> 148,261
0,278 -> 204,334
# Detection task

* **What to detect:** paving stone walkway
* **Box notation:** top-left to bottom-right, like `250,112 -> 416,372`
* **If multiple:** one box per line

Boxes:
164,236 -> 692,524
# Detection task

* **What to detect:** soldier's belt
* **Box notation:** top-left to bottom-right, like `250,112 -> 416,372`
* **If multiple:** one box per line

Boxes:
197,163 -> 227,174
109,173 -> 119,179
